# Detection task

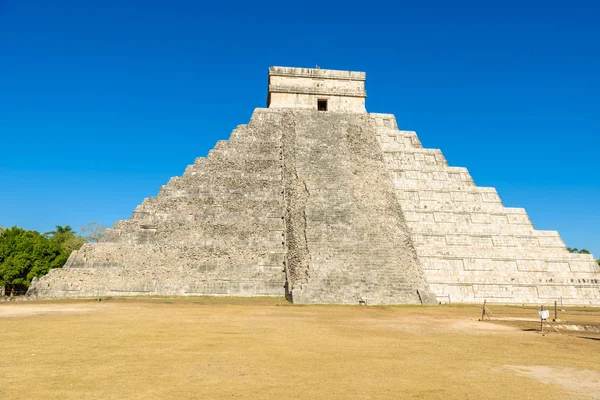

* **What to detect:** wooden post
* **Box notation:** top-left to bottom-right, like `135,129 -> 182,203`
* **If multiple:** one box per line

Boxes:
481,300 -> 487,321
540,305 -> 544,332
553,300 -> 558,322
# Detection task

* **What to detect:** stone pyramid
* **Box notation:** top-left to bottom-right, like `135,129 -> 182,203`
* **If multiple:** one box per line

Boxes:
28,66 -> 600,305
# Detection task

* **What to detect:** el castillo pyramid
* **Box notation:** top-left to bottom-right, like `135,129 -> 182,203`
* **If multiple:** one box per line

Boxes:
28,66 -> 600,305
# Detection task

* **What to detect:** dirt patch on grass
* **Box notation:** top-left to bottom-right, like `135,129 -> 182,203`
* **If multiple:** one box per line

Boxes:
353,315 -> 522,335
448,318 -> 522,334
0,303 -> 113,318
507,365 -> 600,399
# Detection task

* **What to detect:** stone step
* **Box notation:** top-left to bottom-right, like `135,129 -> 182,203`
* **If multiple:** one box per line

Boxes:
410,225 -> 536,236
138,194 -> 283,211
132,204 -> 283,220
412,230 -> 564,249
158,183 -> 283,199
186,159 -> 282,175
414,232 -> 565,249
396,186 -> 501,199
427,283 -> 600,304
369,113 -> 399,129
390,171 -> 475,187
130,211 -> 284,229
414,246 -> 576,259
392,179 -> 474,190
383,148 -> 446,163
425,274 -> 600,285
110,229 -> 285,249
399,199 -> 507,213
378,138 -> 420,151
207,144 -> 282,160
403,209 -> 530,226
377,129 -> 421,142
421,253 -> 598,272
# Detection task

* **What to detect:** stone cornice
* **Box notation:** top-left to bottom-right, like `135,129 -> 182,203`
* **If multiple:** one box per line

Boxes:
268,85 -> 367,98
269,66 -> 366,81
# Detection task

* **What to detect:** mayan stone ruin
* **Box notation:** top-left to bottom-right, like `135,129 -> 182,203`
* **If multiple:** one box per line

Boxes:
28,66 -> 600,305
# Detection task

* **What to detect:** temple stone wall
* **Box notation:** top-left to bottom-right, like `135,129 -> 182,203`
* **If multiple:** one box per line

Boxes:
27,66 -> 600,305
371,113 -> 600,305
268,93 -> 366,113
268,66 -> 366,113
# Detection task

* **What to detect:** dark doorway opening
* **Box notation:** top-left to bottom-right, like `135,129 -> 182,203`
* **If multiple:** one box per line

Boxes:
317,99 -> 328,111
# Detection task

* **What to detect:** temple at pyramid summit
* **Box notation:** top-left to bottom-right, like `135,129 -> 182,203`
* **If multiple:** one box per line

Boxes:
28,66 -> 600,305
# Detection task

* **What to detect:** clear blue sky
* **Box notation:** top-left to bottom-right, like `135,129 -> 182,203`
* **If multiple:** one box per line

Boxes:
1,0 -> 598,256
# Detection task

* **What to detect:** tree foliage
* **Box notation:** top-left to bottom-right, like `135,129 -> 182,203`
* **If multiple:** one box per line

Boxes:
0,227 -> 70,294
0,223 -> 110,294
567,247 -> 591,254
0,223 -> 106,295
45,225 -> 86,253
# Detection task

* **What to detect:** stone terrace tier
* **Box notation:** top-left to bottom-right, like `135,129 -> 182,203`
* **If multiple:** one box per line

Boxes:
371,113 -> 600,305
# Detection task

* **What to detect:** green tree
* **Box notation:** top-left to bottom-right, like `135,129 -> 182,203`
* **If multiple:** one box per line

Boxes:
45,225 -> 73,241
0,227 -> 66,295
567,247 -> 591,254
45,225 -> 85,253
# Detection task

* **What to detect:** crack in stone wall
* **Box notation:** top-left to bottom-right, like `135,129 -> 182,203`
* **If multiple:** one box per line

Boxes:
281,112 -> 311,299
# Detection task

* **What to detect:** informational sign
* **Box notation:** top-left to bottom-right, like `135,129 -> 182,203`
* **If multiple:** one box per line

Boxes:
539,310 -> 550,320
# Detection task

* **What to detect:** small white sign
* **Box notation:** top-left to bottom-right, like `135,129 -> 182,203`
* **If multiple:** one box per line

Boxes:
539,310 -> 550,320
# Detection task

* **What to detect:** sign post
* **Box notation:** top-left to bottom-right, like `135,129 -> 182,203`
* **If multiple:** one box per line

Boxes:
539,305 -> 550,332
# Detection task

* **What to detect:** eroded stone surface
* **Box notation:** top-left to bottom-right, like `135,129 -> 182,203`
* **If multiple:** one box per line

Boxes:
28,66 -> 600,305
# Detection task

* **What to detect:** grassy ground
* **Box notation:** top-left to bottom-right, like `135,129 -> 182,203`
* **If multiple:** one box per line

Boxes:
1,298 -> 599,400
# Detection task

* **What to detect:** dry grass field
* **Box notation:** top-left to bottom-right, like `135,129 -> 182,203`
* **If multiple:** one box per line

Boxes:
1,298 -> 599,400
